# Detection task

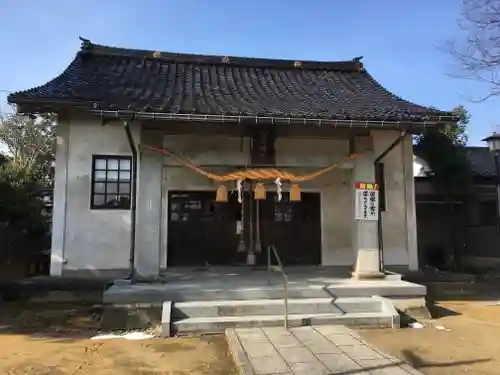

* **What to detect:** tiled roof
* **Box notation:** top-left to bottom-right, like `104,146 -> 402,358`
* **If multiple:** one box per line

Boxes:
9,37 -> 452,122
465,147 -> 497,178
415,146 -> 497,179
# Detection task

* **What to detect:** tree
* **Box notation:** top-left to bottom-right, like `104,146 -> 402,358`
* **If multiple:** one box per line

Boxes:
415,105 -> 472,269
415,105 -> 470,146
0,110 -> 55,275
0,166 -> 49,266
444,105 -> 469,146
0,109 -> 55,187
415,105 -> 471,195
445,0 -> 500,100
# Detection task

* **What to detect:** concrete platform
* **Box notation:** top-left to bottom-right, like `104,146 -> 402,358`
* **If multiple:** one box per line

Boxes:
101,267 -> 426,333
104,267 -> 425,306
226,325 -> 423,375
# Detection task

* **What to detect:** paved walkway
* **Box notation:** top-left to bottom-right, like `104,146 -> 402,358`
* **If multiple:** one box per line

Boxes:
226,326 -> 423,375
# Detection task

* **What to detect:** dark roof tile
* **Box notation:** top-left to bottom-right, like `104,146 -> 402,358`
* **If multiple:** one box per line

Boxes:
9,38 -> 453,122
416,146 -> 497,179
466,147 -> 497,178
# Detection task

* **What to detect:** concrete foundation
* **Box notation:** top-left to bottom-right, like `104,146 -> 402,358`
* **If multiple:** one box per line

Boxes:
105,267 -> 423,302
102,267 -> 427,334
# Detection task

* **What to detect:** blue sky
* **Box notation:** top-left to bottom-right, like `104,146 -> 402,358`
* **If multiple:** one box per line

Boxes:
0,0 -> 498,145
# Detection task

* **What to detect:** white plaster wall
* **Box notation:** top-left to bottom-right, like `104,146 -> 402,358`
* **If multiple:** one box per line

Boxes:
275,138 -> 351,167
61,119 -> 141,274
55,127 -> 414,274
307,169 -> 352,266
163,135 -> 251,166
372,131 -> 417,267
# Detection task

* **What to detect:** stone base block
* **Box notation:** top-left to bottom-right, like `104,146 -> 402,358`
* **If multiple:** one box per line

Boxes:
351,270 -> 385,280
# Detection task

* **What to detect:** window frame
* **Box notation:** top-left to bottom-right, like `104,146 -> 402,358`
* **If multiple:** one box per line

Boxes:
90,154 -> 133,210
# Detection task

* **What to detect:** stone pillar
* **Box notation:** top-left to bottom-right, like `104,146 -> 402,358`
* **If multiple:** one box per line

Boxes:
135,129 -> 163,279
50,116 -> 70,276
403,135 -> 419,271
351,153 -> 385,279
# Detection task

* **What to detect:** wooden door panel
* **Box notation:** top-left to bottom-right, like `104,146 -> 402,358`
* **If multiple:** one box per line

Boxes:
257,192 -> 321,265
167,190 -> 321,267
167,191 -> 240,266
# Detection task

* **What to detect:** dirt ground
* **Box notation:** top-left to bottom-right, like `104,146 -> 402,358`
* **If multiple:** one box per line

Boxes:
2,283 -> 500,375
0,303 -> 237,375
360,286 -> 500,375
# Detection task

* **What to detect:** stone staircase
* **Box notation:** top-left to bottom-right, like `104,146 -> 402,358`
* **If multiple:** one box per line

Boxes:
102,283 -> 402,336
169,294 -> 400,335
102,274 -> 414,335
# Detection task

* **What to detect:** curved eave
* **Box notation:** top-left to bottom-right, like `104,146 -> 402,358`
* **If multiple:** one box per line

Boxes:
11,97 -> 457,124
8,54 -> 87,106
363,71 -> 453,120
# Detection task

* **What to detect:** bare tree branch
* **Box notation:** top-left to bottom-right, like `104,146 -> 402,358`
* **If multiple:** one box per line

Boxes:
444,0 -> 500,100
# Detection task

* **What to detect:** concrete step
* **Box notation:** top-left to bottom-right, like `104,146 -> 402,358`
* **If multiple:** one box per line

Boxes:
171,297 -> 382,319
104,285 -> 332,304
166,296 -> 400,335
174,286 -> 330,301
171,311 -> 395,335
101,296 -> 399,335
172,298 -> 335,318
326,281 -> 426,298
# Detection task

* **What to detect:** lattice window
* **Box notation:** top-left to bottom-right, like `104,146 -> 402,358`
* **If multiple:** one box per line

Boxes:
91,155 -> 132,209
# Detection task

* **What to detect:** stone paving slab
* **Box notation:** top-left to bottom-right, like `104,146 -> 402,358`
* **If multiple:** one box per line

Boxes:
226,326 -> 424,375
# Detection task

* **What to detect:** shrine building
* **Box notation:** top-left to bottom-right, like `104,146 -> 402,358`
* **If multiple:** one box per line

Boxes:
8,38 -> 456,279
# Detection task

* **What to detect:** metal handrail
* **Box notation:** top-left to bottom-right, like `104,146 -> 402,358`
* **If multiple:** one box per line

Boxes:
267,245 -> 289,330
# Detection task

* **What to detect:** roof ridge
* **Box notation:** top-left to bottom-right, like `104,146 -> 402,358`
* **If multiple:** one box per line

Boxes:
77,36 -> 364,72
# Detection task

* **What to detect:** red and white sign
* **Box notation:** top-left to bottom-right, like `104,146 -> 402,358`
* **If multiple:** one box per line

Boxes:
355,182 -> 379,221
